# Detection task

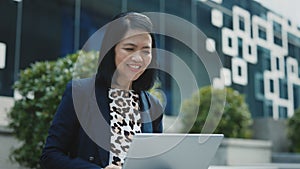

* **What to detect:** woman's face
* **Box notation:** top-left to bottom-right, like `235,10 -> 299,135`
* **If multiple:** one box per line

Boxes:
114,29 -> 152,83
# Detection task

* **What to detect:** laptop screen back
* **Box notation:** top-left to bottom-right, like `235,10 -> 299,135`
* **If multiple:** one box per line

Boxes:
123,133 -> 223,169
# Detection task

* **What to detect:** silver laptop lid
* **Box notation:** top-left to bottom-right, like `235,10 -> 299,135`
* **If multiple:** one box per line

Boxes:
123,133 -> 223,169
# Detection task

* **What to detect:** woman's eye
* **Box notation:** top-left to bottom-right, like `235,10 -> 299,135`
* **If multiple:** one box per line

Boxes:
142,51 -> 151,55
124,48 -> 134,51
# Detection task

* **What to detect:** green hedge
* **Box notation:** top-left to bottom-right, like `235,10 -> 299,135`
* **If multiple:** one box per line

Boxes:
181,86 -> 252,138
8,51 -> 98,169
287,108 -> 300,152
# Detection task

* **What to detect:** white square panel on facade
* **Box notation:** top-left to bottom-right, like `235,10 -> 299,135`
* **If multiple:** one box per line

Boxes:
272,102 -> 279,120
213,68 -> 232,89
270,54 -> 285,78
222,27 -> 238,57
242,37 -> 257,64
272,100 -> 292,120
221,68 -> 232,86
211,0 -> 222,4
267,12 -> 288,56
206,38 -> 216,52
0,42 -> 6,69
211,9 -> 223,28
213,77 -> 224,89
287,57 -> 300,84
264,70 -> 279,100
252,15 -> 273,48
233,6 -> 251,38
287,21 -> 300,38
232,57 -> 247,85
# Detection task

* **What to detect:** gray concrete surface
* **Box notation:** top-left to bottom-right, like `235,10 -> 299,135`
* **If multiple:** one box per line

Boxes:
253,118 -> 291,152
0,131 -> 25,169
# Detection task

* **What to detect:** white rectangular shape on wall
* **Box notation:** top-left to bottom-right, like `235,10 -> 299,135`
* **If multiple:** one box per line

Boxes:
252,15 -> 273,48
211,0 -> 222,4
211,9 -> 223,28
222,28 -> 238,57
206,38 -> 216,52
232,57 -> 248,85
233,6 -> 251,38
0,42 -> 6,69
221,68 -> 232,86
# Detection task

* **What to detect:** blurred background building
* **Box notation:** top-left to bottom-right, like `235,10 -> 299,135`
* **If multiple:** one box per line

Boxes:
1,0 -> 300,168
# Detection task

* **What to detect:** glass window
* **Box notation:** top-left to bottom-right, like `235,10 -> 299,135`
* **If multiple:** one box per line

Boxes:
278,106 -> 288,118
273,21 -> 282,33
238,37 -> 243,58
239,16 -> 245,31
274,36 -> 283,46
258,26 -> 267,40
270,79 -> 274,93
279,79 -> 288,99
266,104 -> 273,117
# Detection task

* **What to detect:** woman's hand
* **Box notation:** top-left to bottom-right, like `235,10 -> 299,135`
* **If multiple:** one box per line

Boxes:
104,164 -> 122,169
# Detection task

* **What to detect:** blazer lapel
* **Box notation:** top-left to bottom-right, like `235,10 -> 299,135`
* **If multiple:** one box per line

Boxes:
139,91 -> 153,133
95,84 -> 110,167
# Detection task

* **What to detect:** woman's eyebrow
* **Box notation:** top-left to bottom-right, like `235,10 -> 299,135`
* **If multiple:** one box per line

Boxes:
123,43 -> 137,47
123,43 -> 151,49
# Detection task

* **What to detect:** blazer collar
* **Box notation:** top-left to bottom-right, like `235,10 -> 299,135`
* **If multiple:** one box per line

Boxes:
139,91 -> 153,133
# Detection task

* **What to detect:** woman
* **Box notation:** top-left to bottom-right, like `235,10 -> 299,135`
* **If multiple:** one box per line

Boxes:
40,12 -> 163,169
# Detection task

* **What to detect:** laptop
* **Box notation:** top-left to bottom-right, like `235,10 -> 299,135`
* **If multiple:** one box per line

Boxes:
123,133 -> 224,169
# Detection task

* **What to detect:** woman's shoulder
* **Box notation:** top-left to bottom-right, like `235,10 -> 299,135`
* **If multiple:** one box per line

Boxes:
65,77 -> 96,91
64,77 -> 96,98
69,77 -> 95,86
143,91 -> 164,112
63,77 -> 95,88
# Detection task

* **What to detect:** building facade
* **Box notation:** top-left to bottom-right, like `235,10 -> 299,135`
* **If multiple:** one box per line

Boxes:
200,0 -> 300,120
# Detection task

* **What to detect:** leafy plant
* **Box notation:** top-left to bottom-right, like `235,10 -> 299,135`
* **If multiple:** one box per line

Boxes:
287,108 -> 300,152
8,50 -> 98,168
181,86 -> 252,138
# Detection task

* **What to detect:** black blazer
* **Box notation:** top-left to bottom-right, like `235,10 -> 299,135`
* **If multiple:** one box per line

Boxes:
40,78 -> 163,169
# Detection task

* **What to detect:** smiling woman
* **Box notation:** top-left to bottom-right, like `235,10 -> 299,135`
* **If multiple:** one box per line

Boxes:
113,30 -> 153,90
96,12 -> 158,92
40,12 -> 163,169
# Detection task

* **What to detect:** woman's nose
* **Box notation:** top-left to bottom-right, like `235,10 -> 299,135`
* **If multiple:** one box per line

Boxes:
131,52 -> 143,62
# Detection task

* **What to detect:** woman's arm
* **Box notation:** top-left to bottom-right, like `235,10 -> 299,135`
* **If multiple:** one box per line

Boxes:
40,82 -> 101,169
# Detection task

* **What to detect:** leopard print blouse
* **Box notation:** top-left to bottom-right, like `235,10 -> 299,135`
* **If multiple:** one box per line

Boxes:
108,88 -> 142,166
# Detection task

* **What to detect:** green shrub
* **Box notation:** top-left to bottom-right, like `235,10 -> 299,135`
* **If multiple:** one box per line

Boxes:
181,86 -> 252,138
8,50 -> 98,169
287,108 -> 300,152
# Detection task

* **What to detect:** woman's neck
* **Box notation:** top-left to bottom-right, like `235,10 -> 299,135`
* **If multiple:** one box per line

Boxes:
111,76 -> 132,90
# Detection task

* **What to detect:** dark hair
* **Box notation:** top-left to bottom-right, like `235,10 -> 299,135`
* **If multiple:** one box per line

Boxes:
95,12 -> 158,91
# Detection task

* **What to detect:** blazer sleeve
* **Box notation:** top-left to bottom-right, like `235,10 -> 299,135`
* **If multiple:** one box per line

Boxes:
40,81 -> 102,169
146,92 -> 164,133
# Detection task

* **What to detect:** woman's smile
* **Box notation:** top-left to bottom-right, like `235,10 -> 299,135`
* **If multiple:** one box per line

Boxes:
127,64 -> 142,72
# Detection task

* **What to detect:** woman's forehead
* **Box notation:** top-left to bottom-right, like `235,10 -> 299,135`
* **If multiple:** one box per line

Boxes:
122,29 -> 151,40
119,30 -> 152,46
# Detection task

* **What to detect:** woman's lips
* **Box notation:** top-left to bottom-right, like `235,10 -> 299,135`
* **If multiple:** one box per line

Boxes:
127,64 -> 142,72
